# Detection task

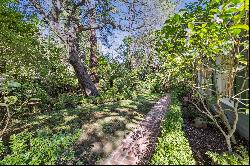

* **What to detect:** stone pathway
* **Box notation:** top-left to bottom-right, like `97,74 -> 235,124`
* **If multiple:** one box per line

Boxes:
101,94 -> 171,165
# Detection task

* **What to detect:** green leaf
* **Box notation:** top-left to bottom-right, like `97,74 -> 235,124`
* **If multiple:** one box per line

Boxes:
199,33 -> 204,38
173,14 -> 180,22
214,0 -> 221,2
230,28 -> 242,36
188,22 -> 194,29
202,23 -> 207,28
210,8 -> 220,13
29,98 -> 41,101
226,7 -> 239,14
231,0 -> 242,4
230,24 -> 249,31
201,28 -> 207,33
241,0 -> 249,11
5,96 -> 18,105
8,81 -> 21,88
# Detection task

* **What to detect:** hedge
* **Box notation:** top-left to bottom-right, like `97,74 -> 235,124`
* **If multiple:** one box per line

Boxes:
150,92 -> 195,165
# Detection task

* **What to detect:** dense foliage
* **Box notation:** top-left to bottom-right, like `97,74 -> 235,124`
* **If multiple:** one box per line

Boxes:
155,0 -> 249,152
0,129 -> 80,165
150,91 -> 195,165
206,146 -> 249,165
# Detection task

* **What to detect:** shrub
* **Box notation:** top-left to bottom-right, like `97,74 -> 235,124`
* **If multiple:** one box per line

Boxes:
1,80 -> 52,112
206,146 -> 249,165
53,93 -> 81,110
150,92 -> 195,165
0,129 -> 80,165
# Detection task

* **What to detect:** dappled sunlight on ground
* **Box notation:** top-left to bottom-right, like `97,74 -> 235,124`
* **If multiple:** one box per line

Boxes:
4,92 -> 161,165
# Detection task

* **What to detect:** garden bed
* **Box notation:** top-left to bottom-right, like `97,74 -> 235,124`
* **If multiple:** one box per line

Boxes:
182,103 -> 249,165
150,93 -> 195,165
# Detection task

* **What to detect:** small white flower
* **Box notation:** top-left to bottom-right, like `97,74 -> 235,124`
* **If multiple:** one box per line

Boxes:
217,18 -> 223,23
219,5 -> 223,11
175,57 -> 181,61
211,14 -> 218,21
223,50 -> 230,55
226,40 -> 233,44
185,41 -> 190,47
211,14 -> 223,24
184,28 -> 193,37
185,28 -> 191,33
235,3 -> 242,9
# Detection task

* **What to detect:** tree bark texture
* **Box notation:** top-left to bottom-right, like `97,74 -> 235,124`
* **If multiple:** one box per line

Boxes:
89,10 -> 99,84
68,41 -> 99,96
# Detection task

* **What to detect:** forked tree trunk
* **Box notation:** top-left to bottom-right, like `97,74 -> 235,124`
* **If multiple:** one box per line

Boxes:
68,43 -> 99,97
221,112 -> 237,144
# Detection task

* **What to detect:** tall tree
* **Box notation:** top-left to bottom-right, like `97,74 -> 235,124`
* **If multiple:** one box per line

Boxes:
111,0 -> 179,72
28,0 -> 116,96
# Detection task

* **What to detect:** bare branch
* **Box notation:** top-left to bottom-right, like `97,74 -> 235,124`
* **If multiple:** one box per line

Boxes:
77,19 -> 116,32
0,105 -> 10,137
51,0 -> 62,22
74,0 -> 87,10
28,0 -> 67,42
232,88 -> 249,98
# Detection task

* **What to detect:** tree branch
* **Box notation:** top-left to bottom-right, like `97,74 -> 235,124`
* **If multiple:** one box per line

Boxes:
0,105 -> 10,137
77,19 -> 116,32
29,0 -> 67,42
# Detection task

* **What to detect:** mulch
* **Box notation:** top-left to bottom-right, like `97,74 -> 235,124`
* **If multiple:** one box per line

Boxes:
182,104 -> 249,165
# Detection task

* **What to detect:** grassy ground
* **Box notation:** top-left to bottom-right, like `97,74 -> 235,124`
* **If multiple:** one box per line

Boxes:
2,92 -> 161,165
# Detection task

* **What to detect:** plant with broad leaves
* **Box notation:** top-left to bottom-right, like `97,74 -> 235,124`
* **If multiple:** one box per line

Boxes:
156,0 -> 249,152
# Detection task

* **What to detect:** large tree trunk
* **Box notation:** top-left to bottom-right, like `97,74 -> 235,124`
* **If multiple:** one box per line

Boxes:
89,10 -> 99,84
68,43 -> 99,97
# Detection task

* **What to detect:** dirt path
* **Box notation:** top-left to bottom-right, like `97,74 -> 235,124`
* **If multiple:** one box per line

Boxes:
101,94 -> 171,165
54,93 -> 161,165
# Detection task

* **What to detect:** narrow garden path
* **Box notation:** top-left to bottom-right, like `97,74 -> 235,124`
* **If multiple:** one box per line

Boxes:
56,93 -> 162,165
101,94 -> 171,165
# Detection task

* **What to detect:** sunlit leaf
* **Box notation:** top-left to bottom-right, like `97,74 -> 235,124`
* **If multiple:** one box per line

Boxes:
230,24 -> 249,30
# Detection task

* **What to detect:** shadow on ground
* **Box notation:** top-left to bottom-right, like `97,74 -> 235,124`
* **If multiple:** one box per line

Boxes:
6,92 -> 161,165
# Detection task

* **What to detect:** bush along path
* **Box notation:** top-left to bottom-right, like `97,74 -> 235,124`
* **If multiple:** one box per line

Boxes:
101,94 -> 171,165
150,92 -> 195,165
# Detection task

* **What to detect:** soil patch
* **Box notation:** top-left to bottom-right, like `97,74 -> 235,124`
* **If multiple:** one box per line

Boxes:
182,104 -> 249,165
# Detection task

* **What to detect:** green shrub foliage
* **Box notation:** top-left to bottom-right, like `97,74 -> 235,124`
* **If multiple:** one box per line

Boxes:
206,146 -> 249,165
0,130 -> 80,165
150,92 -> 195,165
